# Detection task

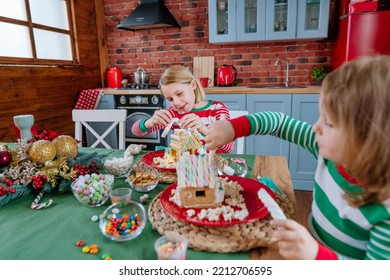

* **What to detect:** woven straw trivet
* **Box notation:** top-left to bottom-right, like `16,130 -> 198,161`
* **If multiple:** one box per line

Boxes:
148,191 -> 296,253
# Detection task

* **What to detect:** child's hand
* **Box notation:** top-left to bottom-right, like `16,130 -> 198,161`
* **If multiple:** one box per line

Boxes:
180,114 -> 206,134
145,109 -> 171,128
270,219 -> 319,260
204,120 -> 235,150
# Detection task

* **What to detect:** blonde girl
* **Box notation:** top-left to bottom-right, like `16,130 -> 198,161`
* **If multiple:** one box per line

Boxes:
132,65 -> 233,153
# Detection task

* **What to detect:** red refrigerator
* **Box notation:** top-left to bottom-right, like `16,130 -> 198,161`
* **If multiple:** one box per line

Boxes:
332,8 -> 390,70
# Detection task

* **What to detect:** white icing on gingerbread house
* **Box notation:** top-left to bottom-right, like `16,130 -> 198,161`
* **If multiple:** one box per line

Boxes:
168,129 -> 203,162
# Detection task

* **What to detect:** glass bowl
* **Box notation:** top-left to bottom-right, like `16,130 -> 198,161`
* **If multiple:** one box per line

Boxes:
71,173 -> 114,207
99,200 -> 146,242
125,162 -> 160,193
101,155 -> 134,178
217,157 -> 248,177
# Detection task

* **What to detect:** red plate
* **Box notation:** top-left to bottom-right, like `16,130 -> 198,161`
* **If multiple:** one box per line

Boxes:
160,175 -> 275,226
141,150 -> 176,172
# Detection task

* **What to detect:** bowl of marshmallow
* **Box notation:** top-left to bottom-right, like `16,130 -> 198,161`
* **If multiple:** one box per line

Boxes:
101,155 -> 134,178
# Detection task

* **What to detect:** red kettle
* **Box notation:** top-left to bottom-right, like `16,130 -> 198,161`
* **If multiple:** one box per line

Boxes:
217,64 -> 237,86
107,66 -> 123,88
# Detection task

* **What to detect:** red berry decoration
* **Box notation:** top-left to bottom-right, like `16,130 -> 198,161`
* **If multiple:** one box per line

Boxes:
0,185 -> 16,197
74,161 -> 100,175
31,174 -> 48,189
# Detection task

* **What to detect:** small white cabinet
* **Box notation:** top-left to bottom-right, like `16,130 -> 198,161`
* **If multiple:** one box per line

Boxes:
87,94 -> 119,149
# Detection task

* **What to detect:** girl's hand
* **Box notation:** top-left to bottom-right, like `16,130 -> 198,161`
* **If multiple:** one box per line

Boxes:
270,219 -> 319,260
145,109 -> 171,128
204,120 -> 235,151
180,114 -> 206,134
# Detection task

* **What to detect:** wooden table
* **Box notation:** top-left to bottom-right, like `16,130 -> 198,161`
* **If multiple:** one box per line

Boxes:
250,156 -> 297,260
0,147 -> 297,260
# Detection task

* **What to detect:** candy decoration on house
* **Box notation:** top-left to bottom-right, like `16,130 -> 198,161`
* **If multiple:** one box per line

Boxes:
175,152 -> 224,208
152,127 -> 205,170
169,129 -> 203,161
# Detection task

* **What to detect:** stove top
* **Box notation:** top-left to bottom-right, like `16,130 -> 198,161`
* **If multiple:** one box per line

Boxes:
124,83 -> 160,90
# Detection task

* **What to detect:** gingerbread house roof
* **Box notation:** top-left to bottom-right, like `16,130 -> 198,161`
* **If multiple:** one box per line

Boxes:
170,129 -> 203,154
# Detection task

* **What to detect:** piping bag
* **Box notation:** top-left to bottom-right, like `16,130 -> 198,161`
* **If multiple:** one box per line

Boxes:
257,175 -> 284,195
257,189 -> 286,220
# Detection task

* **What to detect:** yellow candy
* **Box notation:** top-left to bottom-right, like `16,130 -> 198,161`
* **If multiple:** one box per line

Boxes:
82,246 -> 90,253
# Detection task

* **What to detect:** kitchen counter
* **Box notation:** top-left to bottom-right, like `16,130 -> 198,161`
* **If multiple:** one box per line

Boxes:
103,86 -> 321,95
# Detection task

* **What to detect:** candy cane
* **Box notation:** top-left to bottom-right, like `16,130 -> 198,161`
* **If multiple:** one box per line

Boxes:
31,190 -> 53,210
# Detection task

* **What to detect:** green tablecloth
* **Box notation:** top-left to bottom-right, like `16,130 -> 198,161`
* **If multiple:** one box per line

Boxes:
0,147 -> 256,260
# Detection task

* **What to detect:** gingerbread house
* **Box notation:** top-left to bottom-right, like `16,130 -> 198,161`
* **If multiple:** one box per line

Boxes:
175,152 -> 224,208
168,129 -> 203,162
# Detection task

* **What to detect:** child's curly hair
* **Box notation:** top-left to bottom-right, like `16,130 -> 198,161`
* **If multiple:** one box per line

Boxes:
321,56 -> 390,205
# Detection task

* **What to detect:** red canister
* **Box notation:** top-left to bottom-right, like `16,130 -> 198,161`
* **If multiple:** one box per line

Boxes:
107,66 -> 123,88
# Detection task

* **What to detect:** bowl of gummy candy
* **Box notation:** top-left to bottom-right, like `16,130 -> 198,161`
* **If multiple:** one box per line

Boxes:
99,200 -> 146,242
71,173 -> 114,207
101,155 -> 134,178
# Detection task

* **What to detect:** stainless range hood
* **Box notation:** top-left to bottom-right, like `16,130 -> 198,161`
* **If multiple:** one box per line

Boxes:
117,0 -> 181,31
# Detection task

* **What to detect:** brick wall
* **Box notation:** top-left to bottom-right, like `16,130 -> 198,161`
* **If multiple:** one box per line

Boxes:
104,0 -> 338,86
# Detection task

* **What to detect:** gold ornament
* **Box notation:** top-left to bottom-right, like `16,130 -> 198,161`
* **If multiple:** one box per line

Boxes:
29,140 -> 56,164
52,135 -> 78,159
38,157 -> 78,187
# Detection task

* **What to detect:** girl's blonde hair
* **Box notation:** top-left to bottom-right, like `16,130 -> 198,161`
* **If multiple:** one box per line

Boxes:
322,55 -> 390,205
159,65 -> 206,103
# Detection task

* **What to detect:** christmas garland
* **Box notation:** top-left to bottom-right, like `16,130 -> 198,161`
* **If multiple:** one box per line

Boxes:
0,142 -> 106,208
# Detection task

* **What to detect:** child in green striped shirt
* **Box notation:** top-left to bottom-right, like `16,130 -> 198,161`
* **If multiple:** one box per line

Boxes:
205,56 -> 390,260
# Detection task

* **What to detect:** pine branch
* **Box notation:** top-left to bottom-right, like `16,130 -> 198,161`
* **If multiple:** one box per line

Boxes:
58,179 -> 72,193
0,185 -> 31,208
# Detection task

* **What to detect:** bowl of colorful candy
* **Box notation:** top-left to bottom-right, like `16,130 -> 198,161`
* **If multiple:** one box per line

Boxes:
99,200 -> 146,242
125,162 -> 160,193
217,157 -> 248,177
101,155 -> 134,178
71,173 -> 114,207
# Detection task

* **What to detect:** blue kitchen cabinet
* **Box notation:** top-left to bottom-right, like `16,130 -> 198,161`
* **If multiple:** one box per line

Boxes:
296,0 -> 330,39
246,94 -> 292,158
245,93 -> 319,191
289,94 -> 319,190
207,93 -> 246,111
208,94 -> 247,154
209,0 -> 267,43
208,0 -> 237,43
208,0 -> 329,43
265,0 -> 298,41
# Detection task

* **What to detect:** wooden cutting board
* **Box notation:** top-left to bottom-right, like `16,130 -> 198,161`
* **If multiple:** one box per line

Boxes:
193,56 -> 215,87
